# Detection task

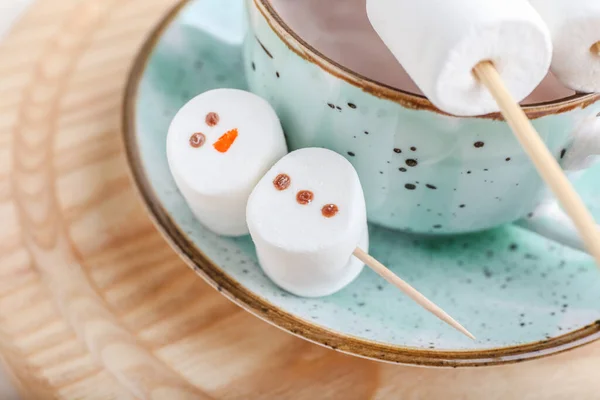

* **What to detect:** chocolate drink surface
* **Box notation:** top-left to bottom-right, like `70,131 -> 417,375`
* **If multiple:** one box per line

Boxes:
270,0 -> 575,104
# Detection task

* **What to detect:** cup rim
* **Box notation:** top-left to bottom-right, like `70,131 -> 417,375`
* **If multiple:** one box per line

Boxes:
254,0 -> 600,120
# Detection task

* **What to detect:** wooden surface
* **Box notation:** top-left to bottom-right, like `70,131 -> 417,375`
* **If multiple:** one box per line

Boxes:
2,0 -> 600,398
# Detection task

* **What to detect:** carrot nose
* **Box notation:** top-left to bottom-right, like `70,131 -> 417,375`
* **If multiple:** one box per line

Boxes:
213,128 -> 238,153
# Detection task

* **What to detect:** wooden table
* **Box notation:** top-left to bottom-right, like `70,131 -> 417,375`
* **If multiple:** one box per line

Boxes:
2,0 -> 600,398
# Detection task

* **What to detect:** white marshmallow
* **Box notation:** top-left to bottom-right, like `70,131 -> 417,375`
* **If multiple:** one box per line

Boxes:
529,0 -> 600,93
247,148 -> 368,297
367,0 -> 553,116
167,89 -> 287,236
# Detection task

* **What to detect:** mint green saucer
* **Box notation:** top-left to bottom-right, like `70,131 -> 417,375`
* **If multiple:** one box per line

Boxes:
122,0 -> 600,366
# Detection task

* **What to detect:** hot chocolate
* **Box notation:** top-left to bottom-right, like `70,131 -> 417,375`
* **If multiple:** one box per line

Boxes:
270,0 -> 575,104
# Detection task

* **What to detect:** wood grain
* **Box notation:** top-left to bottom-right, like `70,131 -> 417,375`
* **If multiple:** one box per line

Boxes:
2,0 -> 600,398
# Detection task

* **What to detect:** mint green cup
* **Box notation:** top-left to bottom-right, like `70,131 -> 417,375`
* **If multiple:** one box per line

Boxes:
243,0 -> 600,234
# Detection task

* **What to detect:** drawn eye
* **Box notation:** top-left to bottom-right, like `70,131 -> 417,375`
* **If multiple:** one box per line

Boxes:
189,132 -> 206,148
273,174 -> 291,191
205,112 -> 220,127
321,204 -> 339,218
296,190 -> 314,205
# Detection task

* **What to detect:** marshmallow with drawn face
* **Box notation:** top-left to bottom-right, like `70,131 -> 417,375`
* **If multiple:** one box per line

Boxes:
167,89 -> 288,236
247,148 -> 369,297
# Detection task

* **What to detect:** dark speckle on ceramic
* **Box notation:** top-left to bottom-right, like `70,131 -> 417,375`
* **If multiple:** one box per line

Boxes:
126,0 -> 600,366
256,36 -> 273,58
406,159 -> 418,167
483,267 -> 493,278
393,148 -> 402,154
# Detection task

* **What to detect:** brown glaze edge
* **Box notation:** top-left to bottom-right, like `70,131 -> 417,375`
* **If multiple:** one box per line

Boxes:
121,0 -> 600,367
253,0 -> 600,120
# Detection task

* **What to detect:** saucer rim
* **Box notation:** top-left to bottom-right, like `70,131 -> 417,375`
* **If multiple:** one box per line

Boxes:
121,0 -> 600,367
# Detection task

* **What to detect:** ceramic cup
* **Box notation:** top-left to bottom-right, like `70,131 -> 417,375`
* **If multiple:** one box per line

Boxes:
243,0 -> 600,234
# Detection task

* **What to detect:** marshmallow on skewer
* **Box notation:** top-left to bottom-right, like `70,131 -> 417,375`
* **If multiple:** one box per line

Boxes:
247,148 -> 368,297
367,0 -> 552,116
246,149 -> 474,338
167,89 -> 287,236
529,0 -> 600,93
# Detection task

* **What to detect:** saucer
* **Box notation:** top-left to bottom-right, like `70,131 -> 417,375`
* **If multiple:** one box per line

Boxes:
122,0 -> 600,366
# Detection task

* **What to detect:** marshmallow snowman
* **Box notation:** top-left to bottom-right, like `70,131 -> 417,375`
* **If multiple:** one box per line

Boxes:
247,148 -> 369,297
167,88 -> 288,236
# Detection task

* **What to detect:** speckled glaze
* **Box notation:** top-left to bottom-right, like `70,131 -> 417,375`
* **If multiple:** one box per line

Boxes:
244,0 -> 600,234
123,0 -> 600,367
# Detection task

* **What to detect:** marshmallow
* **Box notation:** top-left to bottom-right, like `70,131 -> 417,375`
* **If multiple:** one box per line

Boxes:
367,0 -> 553,116
529,0 -> 600,93
247,148 -> 368,297
167,89 -> 287,236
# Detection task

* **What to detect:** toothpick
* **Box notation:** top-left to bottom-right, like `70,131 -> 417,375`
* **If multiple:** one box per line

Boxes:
473,61 -> 600,267
353,247 -> 475,340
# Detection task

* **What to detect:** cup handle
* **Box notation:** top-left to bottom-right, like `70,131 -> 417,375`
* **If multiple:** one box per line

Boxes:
516,112 -> 600,253
561,113 -> 600,171
516,200 -> 590,253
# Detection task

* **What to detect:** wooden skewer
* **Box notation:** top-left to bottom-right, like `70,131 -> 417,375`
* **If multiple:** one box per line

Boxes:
473,61 -> 600,267
353,248 -> 475,340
